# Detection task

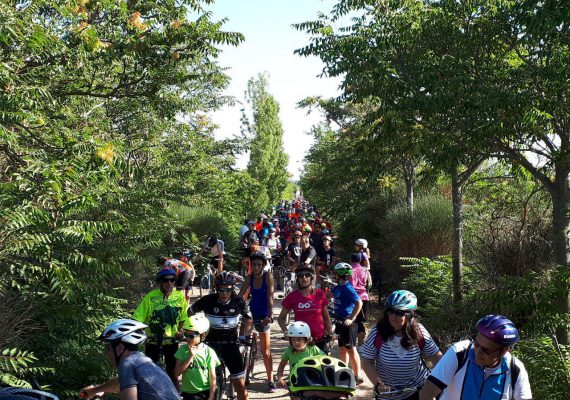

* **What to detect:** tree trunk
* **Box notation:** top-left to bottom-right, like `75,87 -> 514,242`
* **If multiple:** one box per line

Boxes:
402,158 -> 415,212
550,166 -> 569,344
451,161 -> 463,305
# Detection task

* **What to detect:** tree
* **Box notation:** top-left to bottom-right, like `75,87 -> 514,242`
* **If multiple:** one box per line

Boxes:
242,73 -> 290,208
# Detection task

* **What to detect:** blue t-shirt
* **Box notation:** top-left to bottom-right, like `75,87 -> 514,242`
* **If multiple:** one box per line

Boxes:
118,351 -> 179,400
332,282 -> 360,319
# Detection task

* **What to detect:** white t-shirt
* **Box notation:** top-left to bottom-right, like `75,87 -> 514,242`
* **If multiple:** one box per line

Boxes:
429,340 -> 532,400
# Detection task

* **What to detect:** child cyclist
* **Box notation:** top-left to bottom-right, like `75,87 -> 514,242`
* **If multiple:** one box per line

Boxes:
331,262 -> 363,385
276,321 -> 324,389
174,315 -> 219,400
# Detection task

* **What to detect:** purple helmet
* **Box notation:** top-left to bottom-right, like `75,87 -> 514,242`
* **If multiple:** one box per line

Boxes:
476,315 -> 519,345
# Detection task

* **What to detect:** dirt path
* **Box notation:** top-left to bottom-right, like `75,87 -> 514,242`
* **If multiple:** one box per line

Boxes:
244,290 -> 374,400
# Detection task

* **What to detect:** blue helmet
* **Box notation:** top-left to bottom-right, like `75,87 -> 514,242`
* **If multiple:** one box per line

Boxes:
385,290 -> 417,311
156,268 -> 176,281
476,315 -> 519,345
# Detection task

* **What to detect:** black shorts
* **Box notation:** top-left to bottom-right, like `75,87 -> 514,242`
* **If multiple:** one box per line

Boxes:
144,342 -> 178,370
208,341 -> 245,380
182,390 -> 210,400
176,269 -> 192,290
335,322 -> 357,348
356,300 -> 369,334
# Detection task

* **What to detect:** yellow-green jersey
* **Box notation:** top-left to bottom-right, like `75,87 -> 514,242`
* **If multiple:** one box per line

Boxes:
132,288 -> 189,339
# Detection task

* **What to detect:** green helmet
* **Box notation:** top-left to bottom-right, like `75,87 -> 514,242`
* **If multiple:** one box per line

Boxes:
289,355 -> 355,394
333,262 -> 353,277
183,314 -> 210,334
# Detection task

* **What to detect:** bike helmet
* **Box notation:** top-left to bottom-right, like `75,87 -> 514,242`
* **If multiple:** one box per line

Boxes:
207,236 -> 217,248
355,238 -> 368,248
295,265 -> 315,276
184,314 -> 210,334
384,290 -> 417,311
322,229 -> 330,235
322,235 -> 332,242
215,271 -> 237,287
250,251 -> 268,264
181,250 -> 192,259
0,388 -> 60,400
333,262 -> 353,277
289,355 -> 356,394
156,268 -> 176,281
302,225 -> 312,233
98,319 -> 148,345
476,315 -> 519,345
269,227 -> 277,233
293,230 -> 302,237
287,321 -> 311,339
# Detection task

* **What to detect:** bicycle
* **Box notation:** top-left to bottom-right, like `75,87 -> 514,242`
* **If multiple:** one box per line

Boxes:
374,385 -> 420,399
241,333 -> 257,386
207,336 -> 255,400
145,335 -> 183,369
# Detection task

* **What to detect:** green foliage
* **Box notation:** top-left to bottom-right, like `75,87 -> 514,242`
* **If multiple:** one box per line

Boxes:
243,73 -> 290,209
514,336 -> 570,400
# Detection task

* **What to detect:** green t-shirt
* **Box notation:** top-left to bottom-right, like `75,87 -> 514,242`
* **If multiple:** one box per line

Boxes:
132,289 -> 189,339
175,343 -> 220,394
281,344 -> 324,368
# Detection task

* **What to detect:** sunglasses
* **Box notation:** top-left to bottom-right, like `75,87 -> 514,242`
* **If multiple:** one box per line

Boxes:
217,287 -> 233,293
388,309 -> 409,317
161,278 -> 176,283
298,273 -> 313,279
474,337 -> 502,356
184,331 -> 199,339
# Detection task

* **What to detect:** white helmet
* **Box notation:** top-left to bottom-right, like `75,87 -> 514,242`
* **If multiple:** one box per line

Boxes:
355,238 -> 368,248
99,319 -> 148,345
287,321 -> 312,340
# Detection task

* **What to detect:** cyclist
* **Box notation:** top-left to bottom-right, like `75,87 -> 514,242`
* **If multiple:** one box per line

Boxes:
354,239 -> 370,270
263,227 -> 282,266
348,253 -> 370,350
331,262 -> 363,384
276,321 -> 324,389
310,223 -> 324,256
189,271 -> 253,400
316,235 -> 337,287
196,236 -> 225,274
288,355 -> 356,400
159,255 -> 195,302
132,268 -> 189,390
361,290 -> 442,400
300,234 -> 317,268
419,315 -> 532,400
80,319 -> 179,400
238,252 -> 276,392
241,220 -> 256,272
175,315 -> 219,400
278,265 -> 333,352
286,231 -> 303,271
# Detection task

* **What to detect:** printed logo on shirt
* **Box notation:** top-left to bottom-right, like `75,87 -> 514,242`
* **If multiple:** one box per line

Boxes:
298,301 -> 312,309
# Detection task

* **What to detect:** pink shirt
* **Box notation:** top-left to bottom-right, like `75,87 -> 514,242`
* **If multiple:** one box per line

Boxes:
349,263 -> 369,301
282,289 -> 328,340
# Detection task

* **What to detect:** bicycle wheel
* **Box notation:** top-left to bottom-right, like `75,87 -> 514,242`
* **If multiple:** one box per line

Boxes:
249,332 -> 257,374
215,364 -> 225,400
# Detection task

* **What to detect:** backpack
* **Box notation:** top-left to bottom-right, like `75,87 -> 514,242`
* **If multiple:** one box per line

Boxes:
454,343 -> 520,395
374,327 -> 425,350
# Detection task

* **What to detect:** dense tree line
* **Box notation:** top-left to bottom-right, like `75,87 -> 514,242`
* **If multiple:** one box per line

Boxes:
296,1 -> 568,397
0,0 -> 289,396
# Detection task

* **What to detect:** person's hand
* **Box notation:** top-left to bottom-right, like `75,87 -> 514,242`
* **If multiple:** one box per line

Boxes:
187,343 -> 196,358
374,381 -> 395,397
276,378 -> 287,388
79,385 -> 103,399
263,317 -> 271,327
175,330 -> 184,340
325,326 -> 333,336
343,318 -> 353,327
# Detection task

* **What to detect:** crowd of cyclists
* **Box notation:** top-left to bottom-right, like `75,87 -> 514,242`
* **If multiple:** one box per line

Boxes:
1,197 -> 532,400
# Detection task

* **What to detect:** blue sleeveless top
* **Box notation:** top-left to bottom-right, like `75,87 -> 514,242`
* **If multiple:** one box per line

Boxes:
249,272 -> 269,319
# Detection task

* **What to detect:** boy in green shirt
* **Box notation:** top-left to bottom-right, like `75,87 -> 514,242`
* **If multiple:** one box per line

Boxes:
276,321 -> 324,388
174,315 -> 220,400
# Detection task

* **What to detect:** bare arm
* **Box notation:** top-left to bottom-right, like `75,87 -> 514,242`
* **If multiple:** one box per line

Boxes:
208,367 -> 216,400
344,299 -> 362,326
120,386 -> 137,400
80,377 -> 120,399
360,358 -> 378,386
267,272 -> 274,320
275,358 -> 289,388
238,274 -> 251,299
419,380 -> 441,400
322,304 -> 332,335
278,306 -> 291,332
426,351 -> 443,366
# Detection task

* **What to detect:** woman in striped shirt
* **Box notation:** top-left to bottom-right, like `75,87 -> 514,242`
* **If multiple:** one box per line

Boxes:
360,290 -> 443,400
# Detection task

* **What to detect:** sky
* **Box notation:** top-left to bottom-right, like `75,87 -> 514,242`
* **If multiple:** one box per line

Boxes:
204,0 -> 345,180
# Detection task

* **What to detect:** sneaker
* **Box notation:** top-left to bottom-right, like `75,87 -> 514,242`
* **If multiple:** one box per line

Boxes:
268,382 -> 277,393
355,376 -> 364,386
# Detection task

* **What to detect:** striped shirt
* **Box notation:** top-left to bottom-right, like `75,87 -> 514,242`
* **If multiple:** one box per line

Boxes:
361,324 -> 440,399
